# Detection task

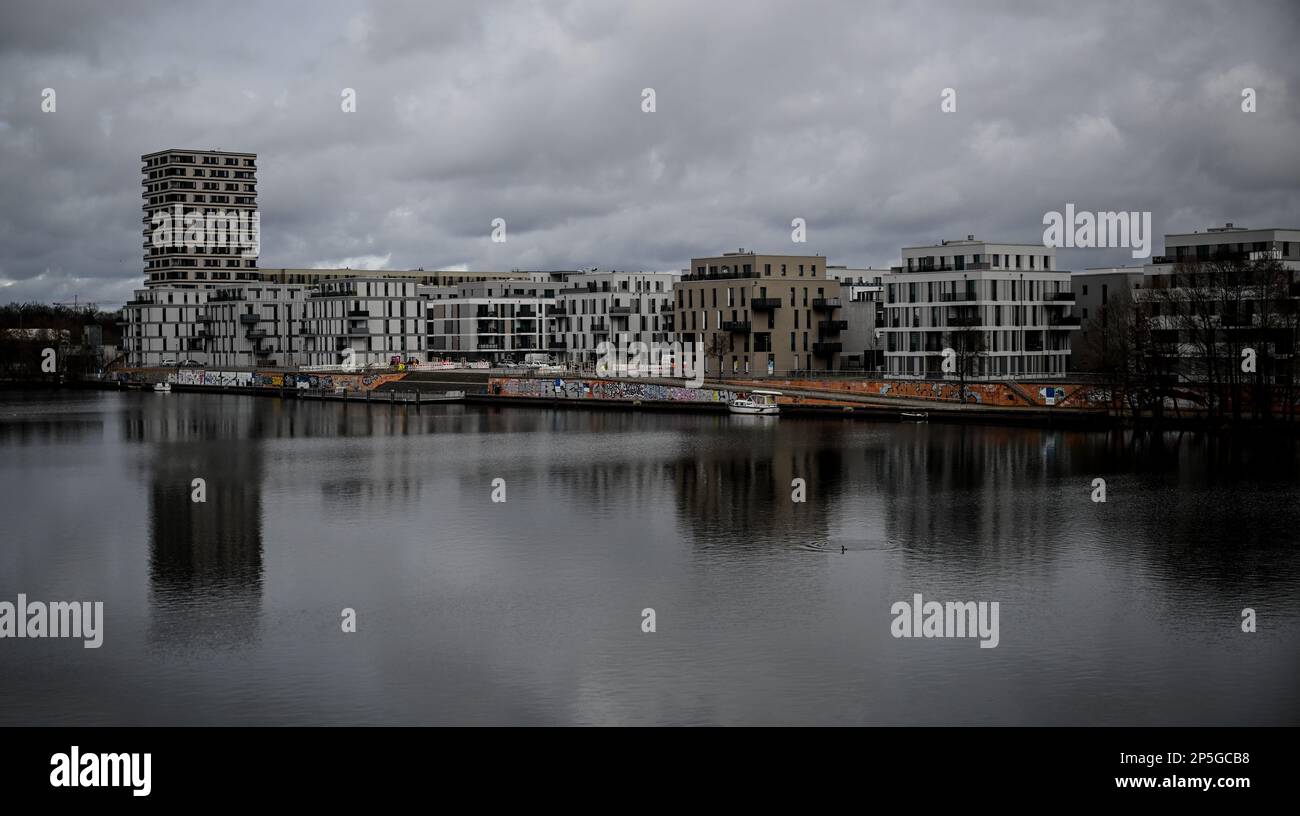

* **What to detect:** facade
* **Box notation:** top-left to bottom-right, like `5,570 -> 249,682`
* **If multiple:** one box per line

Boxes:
201,283 -> 309,369
882,238 -> 1074,379
828,267 -> 888,371
672,251 -> 843,377
553,271 -> 679,367
422,277 -> 561,361
142,149 -> 259,287
1069,267 -> 1146,370
121,287 -> 210,367
1133,224 -> 1300,382
301,278 -> 427,368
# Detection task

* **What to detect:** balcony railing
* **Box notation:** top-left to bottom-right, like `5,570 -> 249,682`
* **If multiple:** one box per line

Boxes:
347,309 -> 369,318
812,341 -> 842,356
238,313 -> 259,324
1048,316 -> 1082,328
939,293 -> 977,302
722,320 -> 751,333
682,270 -> 760,282
817,319 -> 847,333
1047,292 -> 1075,302
812,298 -> 841,310
750,297 -> 782,310
609,305 -> 633,315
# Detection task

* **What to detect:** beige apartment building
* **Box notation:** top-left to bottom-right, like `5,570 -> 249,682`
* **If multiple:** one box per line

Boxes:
672,251 -> 843,376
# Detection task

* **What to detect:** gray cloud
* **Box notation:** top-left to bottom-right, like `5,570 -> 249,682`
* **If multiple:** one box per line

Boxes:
1,0 -> 1297,305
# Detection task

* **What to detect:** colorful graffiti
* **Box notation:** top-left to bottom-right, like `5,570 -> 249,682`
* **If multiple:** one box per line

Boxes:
117,368 -> 407,393
492,377 -> 736,404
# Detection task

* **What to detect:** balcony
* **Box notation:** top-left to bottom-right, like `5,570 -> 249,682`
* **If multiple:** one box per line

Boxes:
246,329 -> 268,340
239,313 -> 259,325
254,345 -> 272,356
344,327 -> 369,337
817,319 -> 847,333
683,269 -> 759,282
722,320 -> 751,333
939,293 -> 977,303
811,298 -> 841,311
1048,316 -> 1082,328
948,315 -> 982,327
1048,292 -> 1075,302
347,309 -> 369,318
590,320 -> 609,334
750,297 -> 782,310
812,341 -> 842,356
548,339 -> 568,350
549,304 -> 568,316
609,305 -> 634,316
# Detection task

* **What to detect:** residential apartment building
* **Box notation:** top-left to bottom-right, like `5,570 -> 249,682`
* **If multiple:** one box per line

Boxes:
1132,224 -> 1300,382
142,148 -> 259,287
422,277 -> 562,361
1069,267 -> 1147,370
882,238 -> 1074,379
828,266 -> 889,372
672,251 -> 843,377
200,283 -> 309,369
553,270 -> 679,366
300,278 -> 427,368
120,287 -> 210,367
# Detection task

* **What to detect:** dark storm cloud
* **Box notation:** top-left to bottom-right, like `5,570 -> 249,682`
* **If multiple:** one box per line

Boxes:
0,0 -> 1297,304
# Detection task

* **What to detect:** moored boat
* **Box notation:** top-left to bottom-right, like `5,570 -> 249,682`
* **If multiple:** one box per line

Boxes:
153,382 -> 172,393
729,389 -> 781,415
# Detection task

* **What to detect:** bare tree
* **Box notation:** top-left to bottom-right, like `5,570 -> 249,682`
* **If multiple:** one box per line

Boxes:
943,325 -> 985,404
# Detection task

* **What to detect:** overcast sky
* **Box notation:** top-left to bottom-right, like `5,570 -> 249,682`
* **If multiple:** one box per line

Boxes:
1,0 -> 1297,306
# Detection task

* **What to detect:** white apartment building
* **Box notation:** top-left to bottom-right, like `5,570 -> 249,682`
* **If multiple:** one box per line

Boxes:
301,279 -> 426,368
201,283 -> 309,369
882,238 -> 1075,379
121,287 -> 210,367
553,270 -> 679,366
422,276 -> 561,361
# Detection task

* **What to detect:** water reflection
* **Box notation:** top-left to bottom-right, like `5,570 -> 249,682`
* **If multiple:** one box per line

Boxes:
125,397 -> 265,647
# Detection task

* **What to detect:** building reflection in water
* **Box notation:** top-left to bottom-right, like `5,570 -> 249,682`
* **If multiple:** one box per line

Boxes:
123,395 -> 266,647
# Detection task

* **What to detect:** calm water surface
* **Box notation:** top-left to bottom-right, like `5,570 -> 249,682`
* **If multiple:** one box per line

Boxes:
0,390 -> 1297,725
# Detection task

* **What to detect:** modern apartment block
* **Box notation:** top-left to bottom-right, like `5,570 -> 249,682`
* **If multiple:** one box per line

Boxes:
1069,267 -> 1147,370
300,278 -> 427,368
1130,224 -> 1300,382
201,283 -> 309,369
828,266 -> 889,371
120,287 -> 211,367
553,270 -> 679,366
882,238 -> 1075,379
672,251 -> 843,376
142,148 -> 259,287
422,277 -> 561,361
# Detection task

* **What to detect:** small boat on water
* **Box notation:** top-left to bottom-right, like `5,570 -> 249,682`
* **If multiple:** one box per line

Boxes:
153,382 -> 172,393
901,410 -> 928,422
729,389 -> 781,416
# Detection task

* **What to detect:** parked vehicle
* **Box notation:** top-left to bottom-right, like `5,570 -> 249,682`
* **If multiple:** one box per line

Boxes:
180,359 -> 202,367
160,357 -> 177,366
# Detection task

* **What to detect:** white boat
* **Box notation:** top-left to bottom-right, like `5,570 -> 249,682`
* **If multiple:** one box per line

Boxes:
729,389 -> 781,415
901,410 -> 928,422
153,382 -> 172,393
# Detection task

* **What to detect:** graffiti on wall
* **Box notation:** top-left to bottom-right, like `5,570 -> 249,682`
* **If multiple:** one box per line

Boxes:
492,377 -> 736,404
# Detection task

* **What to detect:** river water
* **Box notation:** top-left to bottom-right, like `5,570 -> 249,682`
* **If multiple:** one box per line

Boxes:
0,390 -> 1297,725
